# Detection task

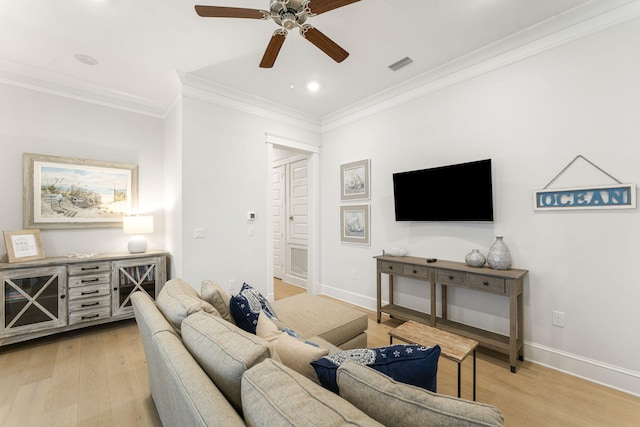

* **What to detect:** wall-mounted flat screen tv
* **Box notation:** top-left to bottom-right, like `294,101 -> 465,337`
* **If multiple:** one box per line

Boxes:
393,159 -> 494,222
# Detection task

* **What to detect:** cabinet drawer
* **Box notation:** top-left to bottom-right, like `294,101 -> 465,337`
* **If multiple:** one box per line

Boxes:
68,283 -> 111,300
437,269 -> 467,286
380,261 -> 403,275
69,295 -> 111,313
403,264 -> 429,279
68,262 -> 111,276
469,275 -> 506,294
69,307 -> 111,325
68,272 -> 110,287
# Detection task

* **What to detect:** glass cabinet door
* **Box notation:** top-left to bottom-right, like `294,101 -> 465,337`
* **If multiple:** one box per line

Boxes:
112,257 -> 161,316
1,266 -> 67,337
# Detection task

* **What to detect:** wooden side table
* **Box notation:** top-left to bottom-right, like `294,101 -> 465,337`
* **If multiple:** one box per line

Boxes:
389,320 -> 479,400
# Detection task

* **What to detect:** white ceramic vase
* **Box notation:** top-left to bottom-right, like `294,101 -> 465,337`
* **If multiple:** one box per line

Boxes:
487,236 -> 512,270
465,249 -> 486,267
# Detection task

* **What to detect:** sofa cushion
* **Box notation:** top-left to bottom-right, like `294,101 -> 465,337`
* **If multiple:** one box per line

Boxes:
273,293 -> 367,347
229,282 -> 278,334
151,331 -> 245,427
201,279 -> 234,324
181,311 -> 270,412
279,333 -> 330,383
156,278 -> 220,333
311,344 -> 441,394
256,310 -> 329,382
241,359 -> 383,427
336,360 -> 505,427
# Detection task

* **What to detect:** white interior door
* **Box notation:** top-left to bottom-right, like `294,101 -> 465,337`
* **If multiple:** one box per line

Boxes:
284,157 -> 308,288
272,165 -> 285,280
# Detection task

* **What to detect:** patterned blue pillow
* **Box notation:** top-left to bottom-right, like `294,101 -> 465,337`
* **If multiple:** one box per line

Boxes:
229,282 -> 278,334
311,344 -> 440,394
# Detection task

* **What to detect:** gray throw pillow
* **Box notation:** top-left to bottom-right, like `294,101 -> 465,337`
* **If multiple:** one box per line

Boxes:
201,279 -> 234,323
156,278 -> 219,333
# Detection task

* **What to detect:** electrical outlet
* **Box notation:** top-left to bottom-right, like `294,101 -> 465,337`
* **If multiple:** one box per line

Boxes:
228,279 -> 236,292
552,310 -> 565,327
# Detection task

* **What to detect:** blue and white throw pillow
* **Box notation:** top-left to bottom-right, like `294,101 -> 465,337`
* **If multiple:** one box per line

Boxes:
311,344 -> 441,394
229,282 -> 278,334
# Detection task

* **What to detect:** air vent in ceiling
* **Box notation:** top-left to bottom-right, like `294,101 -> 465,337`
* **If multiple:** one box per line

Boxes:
388,56 -> 414,71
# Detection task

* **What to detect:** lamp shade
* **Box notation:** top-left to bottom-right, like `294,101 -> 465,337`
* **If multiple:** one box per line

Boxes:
123,216 -> 153,254
122,215 -> 154,235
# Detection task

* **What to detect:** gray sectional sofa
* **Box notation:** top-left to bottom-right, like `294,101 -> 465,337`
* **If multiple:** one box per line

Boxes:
132,278 -> 504,426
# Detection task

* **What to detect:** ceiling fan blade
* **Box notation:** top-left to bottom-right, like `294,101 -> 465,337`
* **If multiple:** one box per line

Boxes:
307,0 -> 360,15
300,26 -> 349,63
260,30 -> 288,68
194,5 -> 269,19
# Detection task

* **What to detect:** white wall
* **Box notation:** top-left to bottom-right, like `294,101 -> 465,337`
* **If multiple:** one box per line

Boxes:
320,18 -> 640,395
178,94 -> 320,297
0,84 -> 165,257
163,97 -> 182,278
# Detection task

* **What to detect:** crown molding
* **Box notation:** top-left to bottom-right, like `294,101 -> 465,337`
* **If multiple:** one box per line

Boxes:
178,71 -> 321,133
320,0 -> 640,132
0,59 -> 167,118
0,0 -> 637,126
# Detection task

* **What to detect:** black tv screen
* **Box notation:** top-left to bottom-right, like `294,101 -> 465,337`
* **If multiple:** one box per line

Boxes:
393,159 -> 494,222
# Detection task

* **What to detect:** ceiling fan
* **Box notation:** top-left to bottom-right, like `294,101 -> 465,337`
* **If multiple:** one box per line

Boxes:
195,0 -> 360,68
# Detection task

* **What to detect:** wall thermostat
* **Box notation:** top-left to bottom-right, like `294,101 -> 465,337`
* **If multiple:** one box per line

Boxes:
247,211 -> 256,220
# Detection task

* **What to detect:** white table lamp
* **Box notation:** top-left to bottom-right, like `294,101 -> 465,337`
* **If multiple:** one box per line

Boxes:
123,215 -> 154,254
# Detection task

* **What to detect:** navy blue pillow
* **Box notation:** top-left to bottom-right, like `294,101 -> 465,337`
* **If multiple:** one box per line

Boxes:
229,282 -> 278,334
311,344 -> 440,394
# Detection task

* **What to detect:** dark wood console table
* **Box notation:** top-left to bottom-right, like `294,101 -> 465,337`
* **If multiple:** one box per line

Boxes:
375,255 -> 528,372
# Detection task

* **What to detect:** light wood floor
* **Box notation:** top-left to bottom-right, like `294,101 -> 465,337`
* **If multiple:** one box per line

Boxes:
0,280 -> 638,426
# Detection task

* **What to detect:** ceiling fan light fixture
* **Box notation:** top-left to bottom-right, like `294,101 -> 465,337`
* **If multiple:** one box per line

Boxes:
281,12 -> 297,30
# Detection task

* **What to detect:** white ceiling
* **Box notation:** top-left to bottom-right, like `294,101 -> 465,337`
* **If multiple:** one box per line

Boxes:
0,0 -> 634,119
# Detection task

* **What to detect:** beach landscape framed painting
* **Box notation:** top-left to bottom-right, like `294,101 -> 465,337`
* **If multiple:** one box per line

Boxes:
23,153 -> 138,229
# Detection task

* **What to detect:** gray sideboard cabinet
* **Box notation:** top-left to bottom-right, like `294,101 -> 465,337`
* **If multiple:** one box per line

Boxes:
0,251 -> 168,346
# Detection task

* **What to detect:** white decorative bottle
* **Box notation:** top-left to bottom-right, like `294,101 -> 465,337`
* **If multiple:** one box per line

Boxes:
487,236 -> 512,270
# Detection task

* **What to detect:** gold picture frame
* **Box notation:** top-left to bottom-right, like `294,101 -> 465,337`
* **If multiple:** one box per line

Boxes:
3,229 -> 46,263
23,153 -> 138,229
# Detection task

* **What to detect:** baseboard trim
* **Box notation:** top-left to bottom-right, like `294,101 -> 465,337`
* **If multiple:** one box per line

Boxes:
320,283 -> 640,397
319,284 -> 378,312
525,342 -> 640,397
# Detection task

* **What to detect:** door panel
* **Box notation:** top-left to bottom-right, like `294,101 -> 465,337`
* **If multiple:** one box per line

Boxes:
288,159 -> 308,244
286,159 -> 308,286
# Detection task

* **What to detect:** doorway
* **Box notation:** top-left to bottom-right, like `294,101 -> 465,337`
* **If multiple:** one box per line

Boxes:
273,153 -> 309,288
265,134 -> 319,299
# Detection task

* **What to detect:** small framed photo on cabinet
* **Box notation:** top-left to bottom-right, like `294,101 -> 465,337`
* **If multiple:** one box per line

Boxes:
3,229 -> 45,263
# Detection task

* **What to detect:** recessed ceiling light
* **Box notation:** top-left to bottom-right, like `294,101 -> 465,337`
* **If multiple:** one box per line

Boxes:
74,53 -> 98,66
307,81 -> 320,92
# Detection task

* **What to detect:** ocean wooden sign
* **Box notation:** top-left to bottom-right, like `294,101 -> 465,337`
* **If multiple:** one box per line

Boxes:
534,184 -> 636,211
